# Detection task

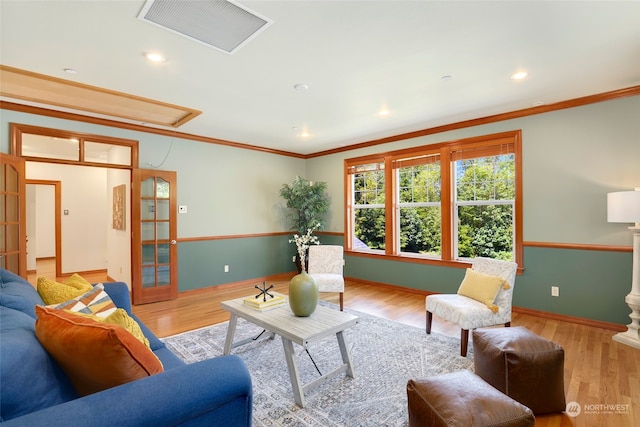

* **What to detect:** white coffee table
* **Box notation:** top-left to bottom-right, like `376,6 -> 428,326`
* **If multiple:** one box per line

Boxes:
221,296 -> 359,407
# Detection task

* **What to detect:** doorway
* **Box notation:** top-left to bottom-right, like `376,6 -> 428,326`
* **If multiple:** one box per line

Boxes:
25,161 -> 130,282
26,180 -> 61,277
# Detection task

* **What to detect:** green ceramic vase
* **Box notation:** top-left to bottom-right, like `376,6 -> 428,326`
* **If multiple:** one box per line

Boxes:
289,271 -> 318,317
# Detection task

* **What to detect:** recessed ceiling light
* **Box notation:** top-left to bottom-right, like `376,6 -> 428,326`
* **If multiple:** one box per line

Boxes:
441,75 -> 452,81
63,68 -> 77,74
145,52 -> 166,63
511,71 -> 528,80
532,101 -> 545,107
292,126 -> 311,138
294,83 -> 309,91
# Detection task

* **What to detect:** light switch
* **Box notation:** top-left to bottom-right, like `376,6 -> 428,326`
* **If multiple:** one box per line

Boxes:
178,205 -> 187,213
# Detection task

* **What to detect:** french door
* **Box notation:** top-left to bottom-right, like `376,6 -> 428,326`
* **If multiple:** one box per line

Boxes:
132,169 -> 178,304
0,153 -> 26,277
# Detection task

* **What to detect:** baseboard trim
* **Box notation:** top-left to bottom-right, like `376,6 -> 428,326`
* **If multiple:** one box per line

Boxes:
344,275 -> 626,332
57,268 -> 108,279
512,306 -> 626,332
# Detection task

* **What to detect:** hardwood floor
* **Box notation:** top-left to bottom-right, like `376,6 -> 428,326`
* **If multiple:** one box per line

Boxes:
27,260 -> 638,427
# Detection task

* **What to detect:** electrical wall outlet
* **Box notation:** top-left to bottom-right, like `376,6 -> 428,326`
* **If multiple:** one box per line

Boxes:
224,265 -> 229,273
292,255 -> 296,263
551,286 -> 559,297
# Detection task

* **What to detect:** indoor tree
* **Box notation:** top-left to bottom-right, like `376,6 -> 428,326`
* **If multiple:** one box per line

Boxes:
280,176 -> 330,234
280,176 -> 331,272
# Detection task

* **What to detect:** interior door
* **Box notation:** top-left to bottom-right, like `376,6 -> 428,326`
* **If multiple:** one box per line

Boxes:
0,153 -> 27,277
132,169 -> 178,305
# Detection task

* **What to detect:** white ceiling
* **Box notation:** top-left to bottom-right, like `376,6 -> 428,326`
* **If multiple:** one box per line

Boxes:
1,1 -> 639,156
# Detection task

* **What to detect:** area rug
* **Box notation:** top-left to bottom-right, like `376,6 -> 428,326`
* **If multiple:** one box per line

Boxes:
163,303 -> 474,427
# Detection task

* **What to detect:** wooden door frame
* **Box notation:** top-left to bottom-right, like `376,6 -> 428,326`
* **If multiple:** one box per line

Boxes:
10,123 -> 140,284
26,180 -> 62,277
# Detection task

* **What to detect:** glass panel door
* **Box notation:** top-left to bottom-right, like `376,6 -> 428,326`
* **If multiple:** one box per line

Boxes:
132,169 -> 177,304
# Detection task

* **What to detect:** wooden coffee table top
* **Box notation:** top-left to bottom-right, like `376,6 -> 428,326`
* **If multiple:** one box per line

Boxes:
221,296 -> 358,347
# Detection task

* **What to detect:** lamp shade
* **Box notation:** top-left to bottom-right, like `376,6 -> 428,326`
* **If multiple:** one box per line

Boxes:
607,190 -> 640,223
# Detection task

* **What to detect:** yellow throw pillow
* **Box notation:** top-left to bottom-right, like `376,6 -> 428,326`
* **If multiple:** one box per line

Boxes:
34,306 -> 163,397
457,268 -> 506,313
66,308 -> 151,348
37,274 -> 93,305
63,273 -> 92,289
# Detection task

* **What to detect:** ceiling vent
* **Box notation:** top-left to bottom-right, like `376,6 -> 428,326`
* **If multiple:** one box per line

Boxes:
138,0 -> 272,55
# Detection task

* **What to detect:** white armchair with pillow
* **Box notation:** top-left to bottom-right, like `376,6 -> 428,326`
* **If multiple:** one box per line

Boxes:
307,245 -> 345,310
426,257 -> 518,356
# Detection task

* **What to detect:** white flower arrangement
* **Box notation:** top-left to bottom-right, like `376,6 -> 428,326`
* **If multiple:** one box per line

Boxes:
289,223 -> 321,272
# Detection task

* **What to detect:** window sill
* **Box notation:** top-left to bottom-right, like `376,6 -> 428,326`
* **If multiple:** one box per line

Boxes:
345,250 -> 471,269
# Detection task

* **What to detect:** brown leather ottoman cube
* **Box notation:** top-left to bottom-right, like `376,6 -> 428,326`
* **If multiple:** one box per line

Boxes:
407,370 -> 534,427
473,326 -> 566,414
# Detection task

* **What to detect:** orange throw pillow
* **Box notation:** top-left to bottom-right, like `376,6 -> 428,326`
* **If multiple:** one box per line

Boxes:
34,306 -> 163,396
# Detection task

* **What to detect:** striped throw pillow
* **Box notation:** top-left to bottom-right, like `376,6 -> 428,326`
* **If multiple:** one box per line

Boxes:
47,283 -> 116,318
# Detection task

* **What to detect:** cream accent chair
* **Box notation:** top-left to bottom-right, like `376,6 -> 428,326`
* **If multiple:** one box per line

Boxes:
307,245 -> 345,311
426,257 -> 518,357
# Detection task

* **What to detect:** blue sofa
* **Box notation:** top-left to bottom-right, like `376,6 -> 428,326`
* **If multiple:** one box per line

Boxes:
0,268 -> 253,426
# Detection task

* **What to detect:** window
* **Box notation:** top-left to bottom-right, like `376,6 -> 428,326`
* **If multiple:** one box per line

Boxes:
395,153 -> 442,257
10,123 -> 136,168
345,131 -> 522,267
349,161 -> 386,251
452,145 -> 515,261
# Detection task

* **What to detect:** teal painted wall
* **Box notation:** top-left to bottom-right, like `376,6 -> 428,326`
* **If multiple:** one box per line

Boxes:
177,232 -> 343,291
516,247 -> 631,325
177,235 -> 295,291
344,255 -> 464,291
2,96 -> 638,327
344,246 -> 632,325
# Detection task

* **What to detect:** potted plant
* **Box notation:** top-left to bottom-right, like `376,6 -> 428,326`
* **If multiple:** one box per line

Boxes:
280,176 -> 330,235
280,176 -> 330,271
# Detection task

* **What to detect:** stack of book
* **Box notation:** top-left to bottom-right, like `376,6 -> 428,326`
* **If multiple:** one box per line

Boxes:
243,292 -> 286,311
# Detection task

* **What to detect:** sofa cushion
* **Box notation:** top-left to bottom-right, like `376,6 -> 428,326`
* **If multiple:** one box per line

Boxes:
35,306 -> 164,396
0,306 -> 77,421
47,283 -> 116,318
0,269 -> 43,318
36,273 -> 93,305
457,268 -> 506,313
